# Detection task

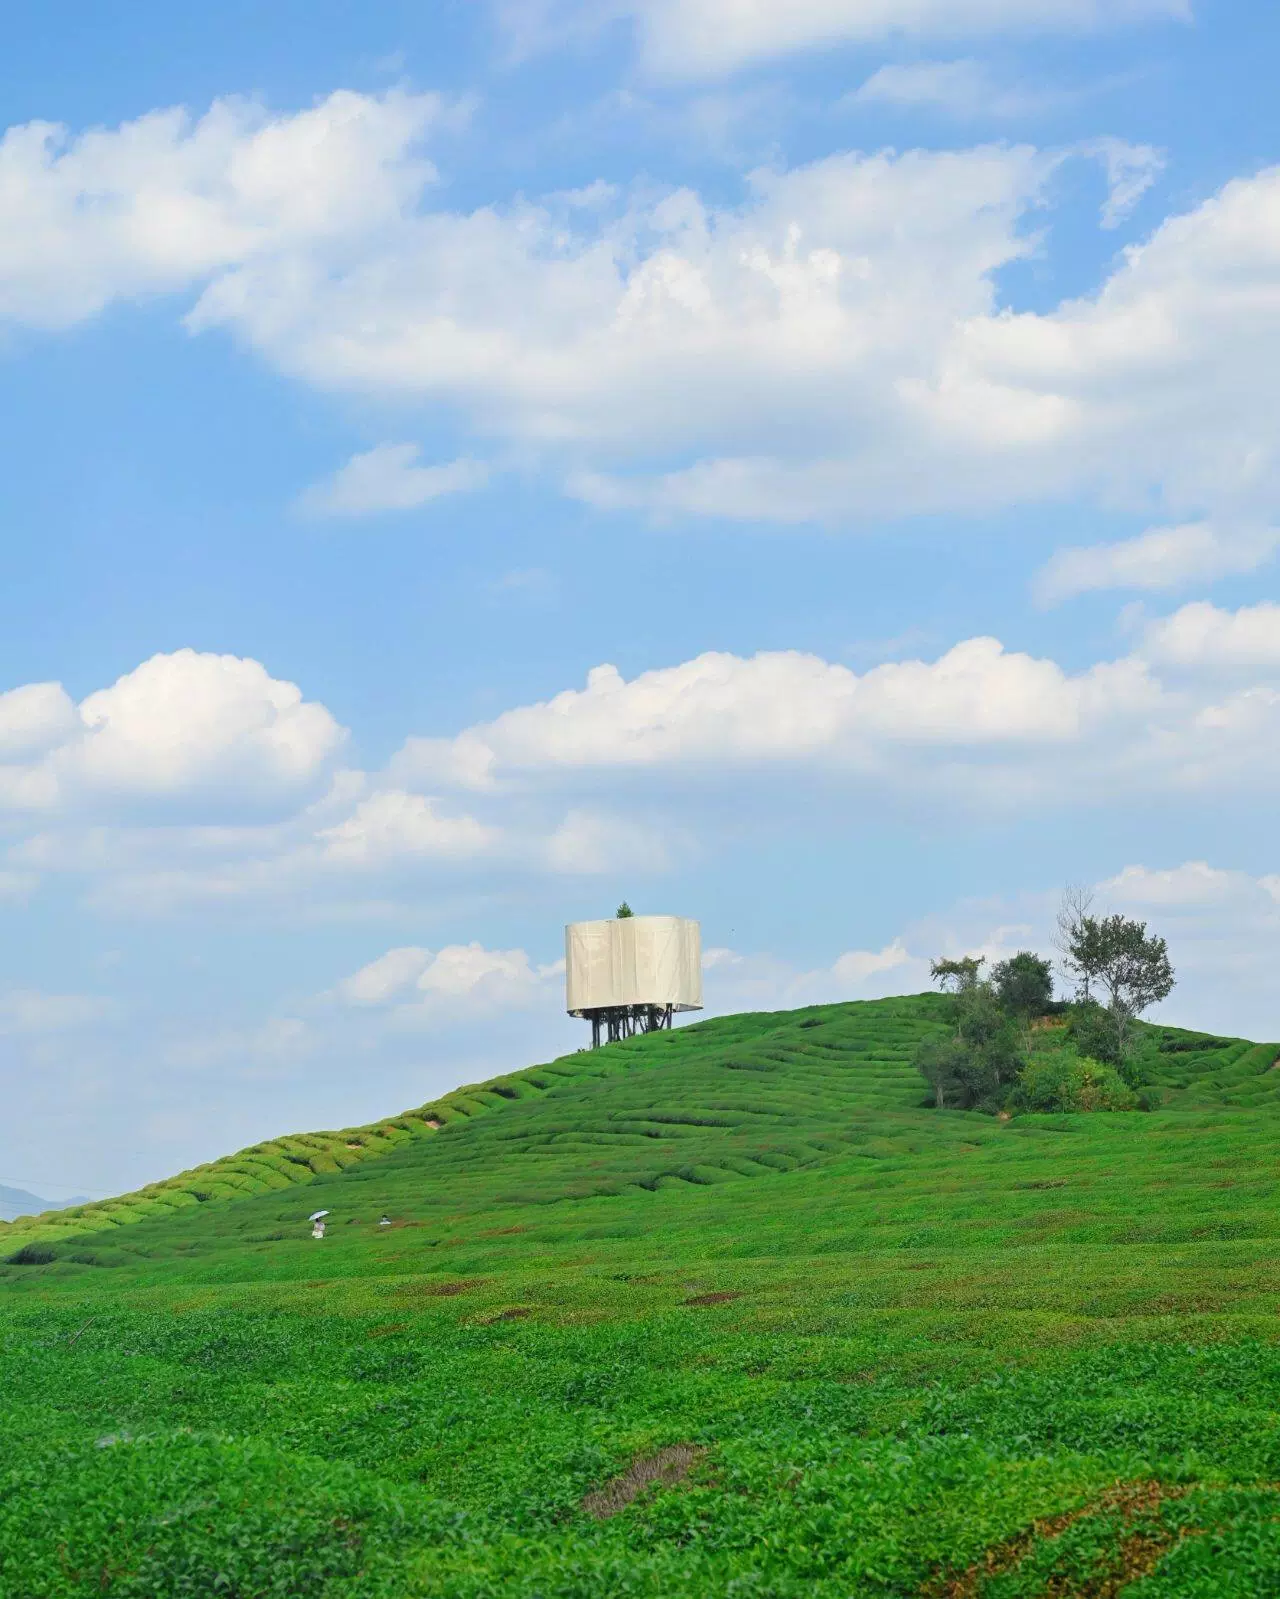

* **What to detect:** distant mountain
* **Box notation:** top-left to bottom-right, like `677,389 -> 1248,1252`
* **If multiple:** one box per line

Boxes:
0,1185 -> 87,1223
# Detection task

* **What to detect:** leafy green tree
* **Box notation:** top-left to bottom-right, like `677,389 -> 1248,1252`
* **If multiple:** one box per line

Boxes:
915,1036 -> 970,1109
615,902 -> 634,919
917,971 -> 1025,1112
991,951 -> 1054,1038
1065,913 -> 1174,1057
955,983 -> 1024,1107
929,955 -> 984,994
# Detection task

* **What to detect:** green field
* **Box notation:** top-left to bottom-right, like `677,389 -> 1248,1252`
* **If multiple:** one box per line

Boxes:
4,993 -> 1280,1597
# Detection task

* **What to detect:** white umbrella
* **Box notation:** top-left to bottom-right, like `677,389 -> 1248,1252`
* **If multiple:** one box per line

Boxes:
308,1210 -> 330,1222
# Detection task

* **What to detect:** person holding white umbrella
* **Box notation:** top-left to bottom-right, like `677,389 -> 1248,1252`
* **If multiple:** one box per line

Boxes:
309,1209 -> 329,1239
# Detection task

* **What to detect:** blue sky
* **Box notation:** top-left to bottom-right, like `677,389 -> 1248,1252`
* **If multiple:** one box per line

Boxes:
2,0 -> 1279,1203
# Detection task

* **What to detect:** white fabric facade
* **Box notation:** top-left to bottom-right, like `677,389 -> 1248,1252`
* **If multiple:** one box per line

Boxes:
565,916 -> 703,1014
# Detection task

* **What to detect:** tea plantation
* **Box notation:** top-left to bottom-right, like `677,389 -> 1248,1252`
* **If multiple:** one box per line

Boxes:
4,993 -> 1280,1597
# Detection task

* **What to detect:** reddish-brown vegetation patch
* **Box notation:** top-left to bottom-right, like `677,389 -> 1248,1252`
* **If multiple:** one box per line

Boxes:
924,1479 -> 1195,1599
415,1279 -> 487,1297
683,1291 -> 741,1307
581,1445 -> 704,1520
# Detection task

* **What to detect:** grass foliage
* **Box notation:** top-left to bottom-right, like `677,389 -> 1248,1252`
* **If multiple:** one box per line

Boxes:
3,993 -> 1280,1595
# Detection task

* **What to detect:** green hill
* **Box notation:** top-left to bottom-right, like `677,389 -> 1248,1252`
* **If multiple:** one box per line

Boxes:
4,993 -> 1280,1596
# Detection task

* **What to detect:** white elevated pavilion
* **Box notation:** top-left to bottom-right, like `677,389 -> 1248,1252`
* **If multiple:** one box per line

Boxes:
565,915 -> 703,1047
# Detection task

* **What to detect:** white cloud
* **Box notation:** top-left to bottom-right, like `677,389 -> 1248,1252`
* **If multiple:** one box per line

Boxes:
72,650 -> 342,803
1098,860 -> 1259,909
0,650 -> 344,815
335,941 -> 564,1015
338,946 -> 432,1005
191,141 -> 1055,514
850,60 -> 1048,119
702,938 -> 929,1014
396,641 -> 1162,790
502,0 -> 1186,79
831,939 -> 914,984
299,444 -> 489,516
0,90 -> 438,329
914,165 -> 1280,531
1035,523 -> 1280,604
1141,601 -> 1280,669
1083,136 -> 1165,228
179,130 -> 1280,537
0,682 -> 76,759
315,789 -> 495,864
5,89 -> 1276,540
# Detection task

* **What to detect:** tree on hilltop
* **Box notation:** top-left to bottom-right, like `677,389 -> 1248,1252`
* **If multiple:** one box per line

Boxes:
1056,888 -> 1176,1067
929,955 -> 984,994
615,901 -> 634,918
1079,914 -> 1174,1057
992,952 -> 1054,1034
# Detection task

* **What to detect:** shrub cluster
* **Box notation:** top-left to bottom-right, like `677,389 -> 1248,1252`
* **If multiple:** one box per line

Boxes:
917,908 -> 1177,1116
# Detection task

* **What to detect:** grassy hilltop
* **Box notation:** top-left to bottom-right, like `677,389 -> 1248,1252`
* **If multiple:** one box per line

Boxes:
4,993 -> 1280,1596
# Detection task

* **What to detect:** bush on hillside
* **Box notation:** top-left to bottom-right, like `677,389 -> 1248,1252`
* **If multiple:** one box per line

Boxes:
1067,1001 -> 1123,1067
6,1243 -> 57,1266
1011,1054 -> 1138,1113
918,939 -> 1157,1115
1067,1001 -> 1153,1087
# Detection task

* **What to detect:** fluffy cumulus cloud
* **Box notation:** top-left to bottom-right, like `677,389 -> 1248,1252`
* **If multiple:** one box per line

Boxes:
336,941 -> 563,1016
388,619 -> 1280,810
395,640 -> 1162,789
298,444 -> 489,517
501,0 -> 1186,79
315,789 -> 495,865
192,141 -> 1058,520
0,89 -> 438,329
5,614 -> 1280,916
1140,601 -> 1280,669
1100,860 -> 1280,910
6,88 -> 1280,538
0,650 -> 343,816
184,129 -> 1280,536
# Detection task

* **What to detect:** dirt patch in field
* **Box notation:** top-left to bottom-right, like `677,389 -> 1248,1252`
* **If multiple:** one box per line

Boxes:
924,1479 -> 1195,1599
366,1322 -> 409,1339
416,1278 -> 487,1297
582,1445 -> 705,1520
486,1306 -> 532,1323
684,1291 -> 741,1307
